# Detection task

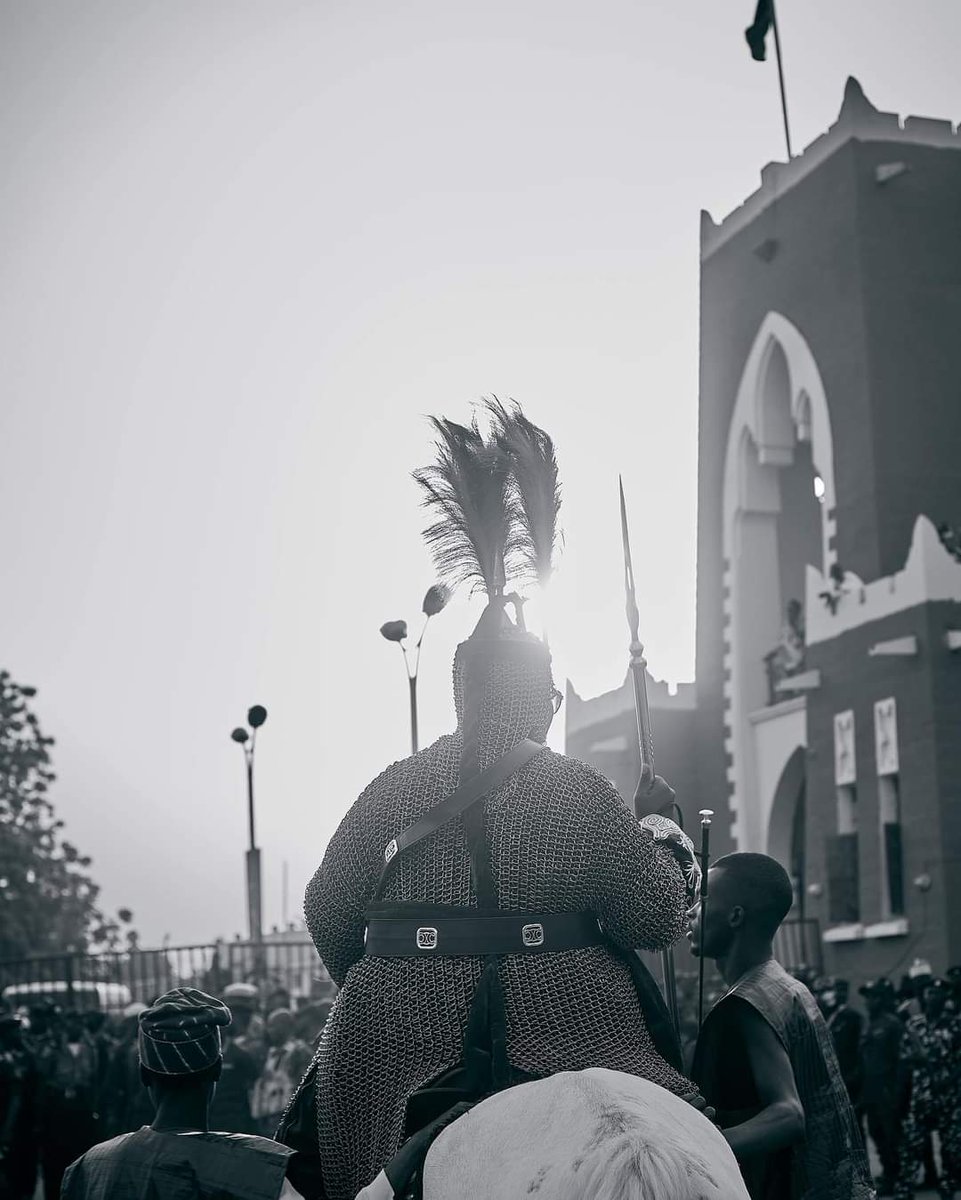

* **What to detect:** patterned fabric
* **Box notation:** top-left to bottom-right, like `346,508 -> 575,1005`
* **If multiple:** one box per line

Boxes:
894,1009 -> 961,1199
637,813 -> 701,898
707,959 -> 874,1200
301,645 -> 692,1200
60,1127 -> 293,1200
138,987 -> 232,1076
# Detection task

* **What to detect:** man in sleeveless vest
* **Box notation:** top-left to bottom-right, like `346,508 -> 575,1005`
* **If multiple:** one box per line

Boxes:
281,403 -> 702,1200
60,988 -> 304,1200
690,853 -> 875,1200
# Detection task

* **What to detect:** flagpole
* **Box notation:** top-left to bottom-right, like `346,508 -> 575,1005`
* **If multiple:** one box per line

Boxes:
770,0 -> 793,159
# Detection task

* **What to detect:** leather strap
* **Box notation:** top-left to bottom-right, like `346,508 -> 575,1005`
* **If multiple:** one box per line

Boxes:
374,738 -> 543,899
365,910 -> 603,958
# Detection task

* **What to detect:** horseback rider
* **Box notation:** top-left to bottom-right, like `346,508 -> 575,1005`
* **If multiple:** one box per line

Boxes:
278,403 -> 703,1200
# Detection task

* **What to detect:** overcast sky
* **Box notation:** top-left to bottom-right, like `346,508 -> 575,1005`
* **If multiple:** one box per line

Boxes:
2,1 -> 958,947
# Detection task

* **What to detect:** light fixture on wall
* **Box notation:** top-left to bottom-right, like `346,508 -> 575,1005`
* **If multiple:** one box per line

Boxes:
813,475 -> 826,502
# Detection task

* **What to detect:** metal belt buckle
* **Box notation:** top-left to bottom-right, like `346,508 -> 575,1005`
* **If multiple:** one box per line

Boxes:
384,839 -> 398,864
416,927 -> 438,951
521,922 -> 545,948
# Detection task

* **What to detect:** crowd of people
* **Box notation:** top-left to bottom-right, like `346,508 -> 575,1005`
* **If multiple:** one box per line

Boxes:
2,411 -> 959,1200
802,963 -> 961,1198
0,979 -> 331,1199
4,893 -> 961,1198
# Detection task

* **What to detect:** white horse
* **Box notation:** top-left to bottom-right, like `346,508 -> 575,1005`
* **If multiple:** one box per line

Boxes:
357,1068 -> 749,1200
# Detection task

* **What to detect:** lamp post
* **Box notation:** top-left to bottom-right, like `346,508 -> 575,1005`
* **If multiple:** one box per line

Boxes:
380,584 -> 451,755
231,705 -> 268,950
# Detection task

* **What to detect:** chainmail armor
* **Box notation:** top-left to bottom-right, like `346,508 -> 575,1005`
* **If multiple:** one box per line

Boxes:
303,646 -> 691,1200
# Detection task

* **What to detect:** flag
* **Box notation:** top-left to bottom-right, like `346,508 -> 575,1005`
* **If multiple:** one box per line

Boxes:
746,0 -> 774,61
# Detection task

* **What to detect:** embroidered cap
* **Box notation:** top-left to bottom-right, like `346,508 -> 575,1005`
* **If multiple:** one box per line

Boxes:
138,987 -> 231,1076
222,981 -> 260,1011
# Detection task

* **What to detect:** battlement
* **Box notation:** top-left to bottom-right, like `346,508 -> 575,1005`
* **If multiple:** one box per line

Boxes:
565,672 -> 696,739
805,515 -> 961,646
701,77 -> 961,259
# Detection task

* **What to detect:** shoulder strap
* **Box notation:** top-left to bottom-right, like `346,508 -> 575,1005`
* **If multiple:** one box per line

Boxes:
375,738 -> 543,898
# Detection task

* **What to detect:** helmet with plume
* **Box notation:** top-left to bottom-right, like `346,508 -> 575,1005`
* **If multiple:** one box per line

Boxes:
413,399 -> 562,775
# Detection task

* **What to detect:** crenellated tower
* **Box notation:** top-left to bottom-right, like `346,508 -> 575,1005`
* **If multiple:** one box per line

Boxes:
694,78 -> 961,977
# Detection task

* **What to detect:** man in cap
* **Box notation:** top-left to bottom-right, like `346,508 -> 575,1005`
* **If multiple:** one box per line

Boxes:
859,978 -> 903,1195
103,1003 -> 153,1136
251,1010 -> 313,1137
894,978 -> 961,1199
210,982 -> 266,1134
946,966 -> 961,1014
223,982 -> 267,1047
815,977 -> 863,1110
60,988 -> 304,1199
38,1008 -> 101,1198
900,961 -> 933,1023
0,1011 -> 39,1200
690,852 -> 873,1199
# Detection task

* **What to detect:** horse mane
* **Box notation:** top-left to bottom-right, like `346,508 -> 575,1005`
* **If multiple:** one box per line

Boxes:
557,1134 -> 715,1200
552,1073 -> 722,1200
422,1068 -> 746,1200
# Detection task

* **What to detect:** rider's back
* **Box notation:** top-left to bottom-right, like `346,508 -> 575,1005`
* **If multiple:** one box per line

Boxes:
306,733 -> 691,1200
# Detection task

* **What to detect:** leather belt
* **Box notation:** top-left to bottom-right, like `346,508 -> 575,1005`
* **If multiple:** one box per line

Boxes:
364,909 -> 603,958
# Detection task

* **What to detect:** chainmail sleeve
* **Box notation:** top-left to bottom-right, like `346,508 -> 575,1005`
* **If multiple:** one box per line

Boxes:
581,773 -> 689,953
305,786 -> 379,988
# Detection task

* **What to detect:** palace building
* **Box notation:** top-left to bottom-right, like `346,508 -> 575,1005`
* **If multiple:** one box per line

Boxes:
567,79 -> 961,984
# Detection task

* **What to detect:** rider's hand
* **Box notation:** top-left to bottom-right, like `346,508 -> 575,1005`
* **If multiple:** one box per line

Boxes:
633,764 -> 676,816
681,1091 -> 717,1123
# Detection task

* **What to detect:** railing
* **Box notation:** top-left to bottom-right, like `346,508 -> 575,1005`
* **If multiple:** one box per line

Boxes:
1,922 -> 821,1016
0,936 -> 334,1014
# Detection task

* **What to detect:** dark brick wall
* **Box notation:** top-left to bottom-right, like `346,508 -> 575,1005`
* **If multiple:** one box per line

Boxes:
566,702 -> 701,824
855,141 -> 961,574
695,136 -> 961,864
696,139 -> 872,858
927,604 -> 961,965
804,599 -> 961,983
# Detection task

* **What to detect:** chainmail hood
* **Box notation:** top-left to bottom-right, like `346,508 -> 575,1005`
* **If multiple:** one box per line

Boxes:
452,608 -> 555,775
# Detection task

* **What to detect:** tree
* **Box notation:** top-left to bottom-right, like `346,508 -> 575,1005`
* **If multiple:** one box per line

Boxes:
0,670 -> 137,959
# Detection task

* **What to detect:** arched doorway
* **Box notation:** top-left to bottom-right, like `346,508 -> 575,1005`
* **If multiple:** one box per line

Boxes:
722,312 -> 837,850
767,745 -> 807,917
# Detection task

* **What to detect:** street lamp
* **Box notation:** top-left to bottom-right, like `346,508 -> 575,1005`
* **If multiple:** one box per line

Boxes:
231,705 -> 268,947
380,584 -> 450,754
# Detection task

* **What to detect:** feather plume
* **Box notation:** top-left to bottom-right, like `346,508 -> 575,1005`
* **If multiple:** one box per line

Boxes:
487,398 -> 561,589
412,416 -> 518,597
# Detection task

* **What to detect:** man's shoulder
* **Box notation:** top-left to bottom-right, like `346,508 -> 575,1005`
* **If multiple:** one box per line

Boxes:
730,957 -> 797,1002
727,960 -> 827,1039
62,1131 -> 145,1187
353,735 -> 460,810
204,1131 -> 295,1161
535,749 -> 625,807
76,1130 -> 143,1163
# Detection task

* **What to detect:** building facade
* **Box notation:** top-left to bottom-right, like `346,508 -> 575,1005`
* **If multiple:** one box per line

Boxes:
567,79 -> 961,985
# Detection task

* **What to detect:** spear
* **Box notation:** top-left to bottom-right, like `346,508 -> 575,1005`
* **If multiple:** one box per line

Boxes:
619,476 -> 681,1042
697,809 -> 714,1029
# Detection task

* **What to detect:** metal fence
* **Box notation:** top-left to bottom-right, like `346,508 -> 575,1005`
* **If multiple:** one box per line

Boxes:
0,937 -> 334,1015
0,920 -> 821,1017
